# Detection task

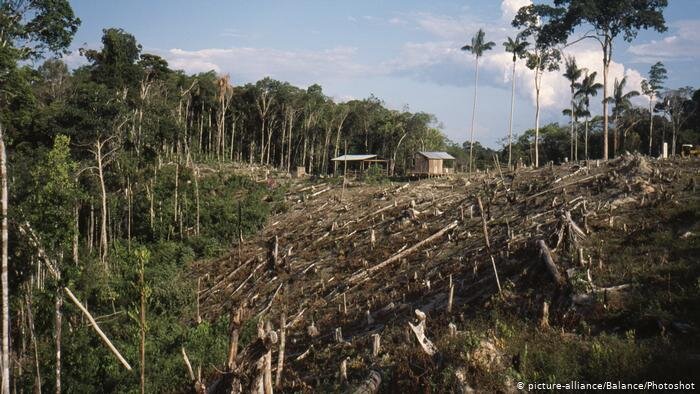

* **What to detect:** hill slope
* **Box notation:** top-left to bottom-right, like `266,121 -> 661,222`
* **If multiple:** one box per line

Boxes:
192,155 -> 700,392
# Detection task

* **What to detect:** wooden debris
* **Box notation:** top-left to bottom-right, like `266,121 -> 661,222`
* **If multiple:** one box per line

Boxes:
537,240 -> 565,287
350,221 -> 458,283
351,370 -> 382,394
408,309 -> 437,356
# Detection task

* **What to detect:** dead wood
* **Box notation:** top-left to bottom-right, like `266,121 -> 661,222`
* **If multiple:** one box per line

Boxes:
536,240 -> 565,287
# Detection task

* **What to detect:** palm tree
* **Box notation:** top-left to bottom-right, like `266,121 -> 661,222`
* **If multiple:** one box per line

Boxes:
575,71 -> 603,160
605,76 -> 639,156
503,35 -> 528,169
562,56 -> 583,161
562,98 -> 589,160
461,28 -> 495,174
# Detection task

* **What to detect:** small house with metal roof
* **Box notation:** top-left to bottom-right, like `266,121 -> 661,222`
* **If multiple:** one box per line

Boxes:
331,154 -> 389,175
413,151 -> 455,176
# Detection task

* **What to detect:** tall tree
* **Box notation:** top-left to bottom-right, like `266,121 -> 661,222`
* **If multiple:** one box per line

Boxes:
575,71 -> 603,159
545,0 -> 668,160
513,5 -> 562,167
641,61 -> 667,155
461,28 -> 495,174
563,56 -> 583,160
503,35 -> 529,168
656,87 -> 695,156
0,2 -> 79,392
606,76 -> 639,156
562,98 -> 589,159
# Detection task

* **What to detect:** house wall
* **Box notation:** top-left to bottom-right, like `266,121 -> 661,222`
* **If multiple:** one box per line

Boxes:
414,154 -> 446,175
414,154 -> 429,173
428,159 -> 443,175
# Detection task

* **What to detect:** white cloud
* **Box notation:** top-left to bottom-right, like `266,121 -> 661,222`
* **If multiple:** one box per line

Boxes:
163,46 -> 373,86
628,19 -> 700,61
500,0 -> 531,22
382,1 -> 645,115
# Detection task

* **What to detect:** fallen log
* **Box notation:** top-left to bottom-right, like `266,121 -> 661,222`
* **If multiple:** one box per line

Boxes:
536,240 -> 565,287
64,287 -> 132,371
349,221 -> 458,283
351,370 -> 382,394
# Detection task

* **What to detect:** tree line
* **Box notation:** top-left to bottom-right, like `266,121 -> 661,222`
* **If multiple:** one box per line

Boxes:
462,0 -> 699,170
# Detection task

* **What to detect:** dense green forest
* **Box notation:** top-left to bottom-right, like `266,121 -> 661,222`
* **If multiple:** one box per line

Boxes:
0,0 -> 699,392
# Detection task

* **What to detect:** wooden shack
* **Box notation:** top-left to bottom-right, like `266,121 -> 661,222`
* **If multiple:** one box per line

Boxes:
331,154 -> 389,175
413,151 -> 455,176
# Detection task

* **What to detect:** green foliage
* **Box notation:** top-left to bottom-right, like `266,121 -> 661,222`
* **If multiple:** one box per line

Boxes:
361,165 -> 389,184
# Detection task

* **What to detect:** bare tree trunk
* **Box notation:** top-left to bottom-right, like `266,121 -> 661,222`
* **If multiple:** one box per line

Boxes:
602,41 -> 611,161
648,99 -> 654,155
96,141 -> 109,267
1,123 -> 9,394
508,60 -> 516,169
72,198 -> 79,265
55,289 -> 62,394
127,177 -> 132,251
24,293 -> 40,394
468,56 -> 479,174
534,66 -> 542,168
140,254 -> 146,394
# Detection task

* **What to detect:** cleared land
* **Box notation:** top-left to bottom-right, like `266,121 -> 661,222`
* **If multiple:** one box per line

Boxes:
192,155 -> 700,392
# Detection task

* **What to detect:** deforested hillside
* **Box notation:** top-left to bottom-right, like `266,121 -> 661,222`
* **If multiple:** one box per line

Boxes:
192,155 -> 700,392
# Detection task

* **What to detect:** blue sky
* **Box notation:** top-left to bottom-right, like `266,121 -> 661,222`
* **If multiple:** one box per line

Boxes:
64,0 -> 700,148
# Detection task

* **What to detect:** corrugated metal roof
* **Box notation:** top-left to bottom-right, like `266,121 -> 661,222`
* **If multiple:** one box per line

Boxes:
418,151 -> 455,160
331,154 -> 378,161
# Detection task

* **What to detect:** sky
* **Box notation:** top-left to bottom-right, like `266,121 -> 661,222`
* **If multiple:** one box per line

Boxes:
62,0 -> 700,148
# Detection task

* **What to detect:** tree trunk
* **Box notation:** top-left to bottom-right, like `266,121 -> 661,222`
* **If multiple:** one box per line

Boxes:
648,99 -> 654,155
96,141 -> 109,267
508,60 -> 516,169
1,123 -> 9,394
140,255 -> 146,394
585,115 -> 590,160
534,72 -> 541,168
570,87 -> 575,161
55,290 -> 62,394
602,39 -> 611,161
468,56 -> 480,174
72,199 -> 79,265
